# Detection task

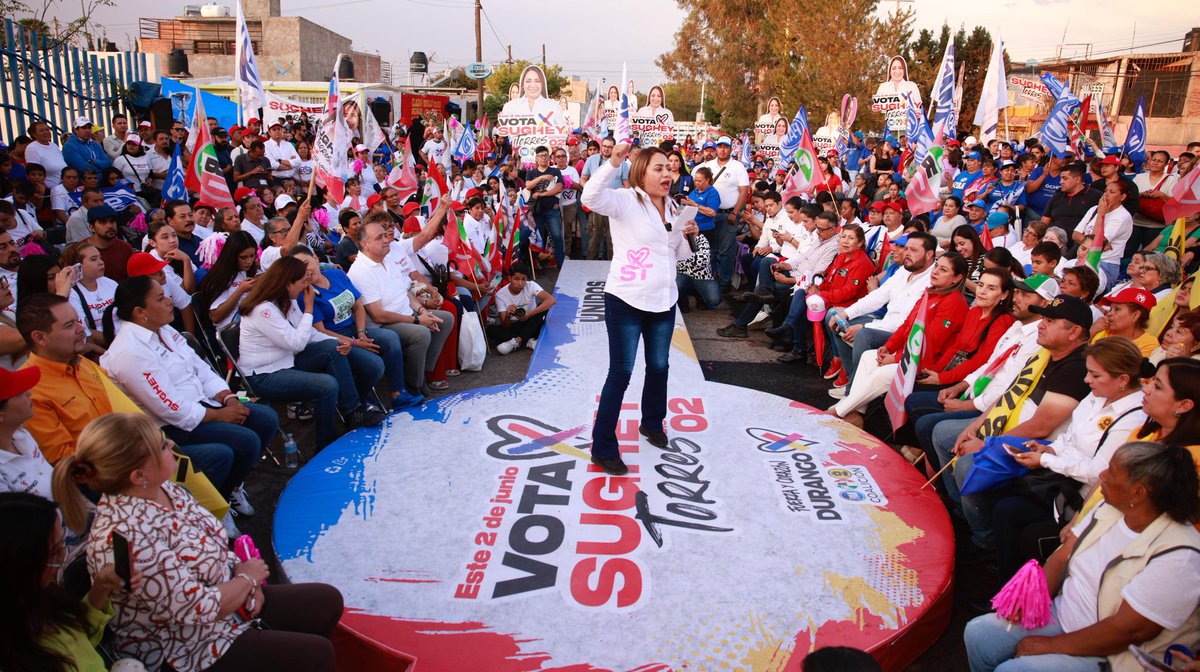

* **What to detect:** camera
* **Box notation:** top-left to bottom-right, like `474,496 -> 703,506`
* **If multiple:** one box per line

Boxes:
514,307 -> 526,319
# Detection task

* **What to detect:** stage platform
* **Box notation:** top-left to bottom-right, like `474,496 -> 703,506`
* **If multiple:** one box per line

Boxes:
273,260 -> 954,671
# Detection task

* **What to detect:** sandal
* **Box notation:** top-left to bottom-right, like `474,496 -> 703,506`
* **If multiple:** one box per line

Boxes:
445,369 -> 461,377
427,380 -> 449,391
899,445 -> 926,465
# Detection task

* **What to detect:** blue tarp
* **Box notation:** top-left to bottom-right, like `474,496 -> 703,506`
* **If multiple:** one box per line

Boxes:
159,78 -> 239,130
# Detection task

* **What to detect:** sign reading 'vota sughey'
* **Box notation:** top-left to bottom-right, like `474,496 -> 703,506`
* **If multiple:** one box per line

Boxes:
273,261 -> 954,671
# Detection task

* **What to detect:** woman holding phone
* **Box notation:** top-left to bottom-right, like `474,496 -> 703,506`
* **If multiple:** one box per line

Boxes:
580,143 -> 699,475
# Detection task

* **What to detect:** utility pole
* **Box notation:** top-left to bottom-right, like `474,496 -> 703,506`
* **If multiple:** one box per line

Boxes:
475,0 -> 484,124
507,44 -> 513,65
542,44 -> 546,67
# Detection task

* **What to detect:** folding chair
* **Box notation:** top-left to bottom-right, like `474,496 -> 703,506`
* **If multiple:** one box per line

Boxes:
215,323 -> 282,465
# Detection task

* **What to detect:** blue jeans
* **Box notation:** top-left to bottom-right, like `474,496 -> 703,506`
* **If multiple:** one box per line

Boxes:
592,293 -> 674,459
827,318 -> 889,385
534,208 -> 564,266
965,611 -> 1104,672
247,343 -> 353,447
715,210 -> 737,284
335,325 -> 403,401
931,416 -> 976,504
676,274 -> 721,309
165,402 -> 278,497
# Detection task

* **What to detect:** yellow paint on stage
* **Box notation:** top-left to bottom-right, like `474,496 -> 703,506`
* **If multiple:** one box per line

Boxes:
823,571 -> 904,629
866,506 -> 924,555
740,611 -> 794,672
671,326 -> 698,361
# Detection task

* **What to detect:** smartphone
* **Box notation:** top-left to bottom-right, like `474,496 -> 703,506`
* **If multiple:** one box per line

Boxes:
71,263 -> 83,283
1004,442 -> 1031,458
1129,645 -> 1175,672
111,531 -> 132,590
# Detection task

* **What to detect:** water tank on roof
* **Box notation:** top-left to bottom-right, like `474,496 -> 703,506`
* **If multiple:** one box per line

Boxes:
410,51 -> 428,74
337,56 -> 355,81
200,3 -> 231,17
183,5 -> 201,16
167,49 -> 190,77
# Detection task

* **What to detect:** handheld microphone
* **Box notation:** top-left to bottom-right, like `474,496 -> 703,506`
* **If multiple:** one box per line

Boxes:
686,231 -> 698,253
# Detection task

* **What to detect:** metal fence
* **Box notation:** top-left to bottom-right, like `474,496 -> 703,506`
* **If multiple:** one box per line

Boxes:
0,18 -> 153,143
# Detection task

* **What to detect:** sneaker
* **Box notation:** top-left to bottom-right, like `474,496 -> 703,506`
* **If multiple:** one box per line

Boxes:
823,357 -> 844,380
221,511 -> 242,540
776,349 -> 805,363
497,337 -> 521,355
716,324 -> 749,338
765,324 -> 793,341
525,338 -> 538,350
742,287 -> 776,305
364,400 -> 387,414
391,390 -> 425,410
287,401 -> 313,421
347,405 -> 387,428
828,386 -> 847,400
768,342 -> 790,352
229,485 -> 255,517
747,307 -> 772,330
833,370 -> 849,388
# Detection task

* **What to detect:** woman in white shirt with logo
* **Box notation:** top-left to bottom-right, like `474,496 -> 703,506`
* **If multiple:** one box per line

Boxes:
62,242 -> 117,348
580,144 -> 698,476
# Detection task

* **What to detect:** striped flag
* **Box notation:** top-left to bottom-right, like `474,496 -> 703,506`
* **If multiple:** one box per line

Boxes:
778,105 -> 810,169
1087,212 -> 1106,275
387,134 -> 420,203
929,42 -> 956,143
1164,166 -> 1200,224
973,37 -> 1007,145
905,146 -> 944,217
779,122 -> 825,201
966,344 -> 1020,399
184,93 -> 235,209
1165,216 -> 1188,263
234,0 -> 266,119
161,142 -> 188,202
884,293 -> 929,432
905,93 -> 934,166
313,56 -> 351,204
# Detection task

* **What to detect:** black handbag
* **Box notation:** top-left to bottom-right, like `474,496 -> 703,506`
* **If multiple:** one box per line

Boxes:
417,253 -> 451,298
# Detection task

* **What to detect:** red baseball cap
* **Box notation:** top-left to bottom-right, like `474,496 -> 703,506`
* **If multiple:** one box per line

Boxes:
884,202 -> 904,213
234,187 -> 256,204
229,125 -> 243,134
127,252 -> 169,278
1100,286 -> 1157,311
402,216 -> 422,234
1100,154 -> 1122,166
465,188 -> 481,199
402,202 -> 420,216
0,366 -> 40,401
450,201 -> 465,211
247,117 -> 261,126
366,193 -> 384,209
869,201 -> 888,213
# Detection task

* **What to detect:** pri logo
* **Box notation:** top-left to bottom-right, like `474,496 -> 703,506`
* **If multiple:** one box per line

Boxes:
745,427 -> 819,454
484,414 -> 591,461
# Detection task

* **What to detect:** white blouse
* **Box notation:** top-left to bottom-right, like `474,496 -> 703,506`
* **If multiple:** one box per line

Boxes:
580,160 -> 694,312
237,300 -> 333,375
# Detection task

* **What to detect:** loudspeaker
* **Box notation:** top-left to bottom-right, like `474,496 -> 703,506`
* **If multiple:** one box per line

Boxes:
149,98 -> 174,132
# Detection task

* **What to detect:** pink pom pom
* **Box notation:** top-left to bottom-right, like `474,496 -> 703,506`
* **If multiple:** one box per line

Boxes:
991,559 -> 1053,630
353,158 -> 365,174
19,241 -> 46,257
313,208 -> 329,228
128,212 -> 148,234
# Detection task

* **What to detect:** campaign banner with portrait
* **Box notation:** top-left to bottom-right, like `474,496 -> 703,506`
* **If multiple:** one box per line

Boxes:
630,85 -> 675,145
812,111 -> 842,154
754,96 -> 783,144
871,56 -> 923,132
400,93 -> 450,125
757,143 -> 781,162
496,65 -> 570,162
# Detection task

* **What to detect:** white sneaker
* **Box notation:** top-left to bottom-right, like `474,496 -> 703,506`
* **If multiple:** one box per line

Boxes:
497,338 -> 520,355
828,385 -> 848,400
747,306 -> 772,330
221,511 -> 243,539
525,338 -> 538,350
230,485 -> 255,517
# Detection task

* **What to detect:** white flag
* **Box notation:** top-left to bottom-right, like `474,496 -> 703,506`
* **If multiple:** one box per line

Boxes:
234,0 -> 267,120
973,36 -> 1008,145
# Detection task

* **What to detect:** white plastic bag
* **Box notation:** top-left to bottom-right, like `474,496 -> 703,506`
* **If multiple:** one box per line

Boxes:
458,311 -> 487,371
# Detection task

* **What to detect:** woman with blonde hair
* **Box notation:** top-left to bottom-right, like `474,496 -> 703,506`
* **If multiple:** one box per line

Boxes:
52,413 -> 343,672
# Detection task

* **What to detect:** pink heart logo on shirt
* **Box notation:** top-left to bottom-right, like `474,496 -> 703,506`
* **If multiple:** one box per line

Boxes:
628,248 -> 650,267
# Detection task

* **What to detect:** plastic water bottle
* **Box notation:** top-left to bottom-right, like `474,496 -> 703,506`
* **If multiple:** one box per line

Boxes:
835,314 -> 850,334
283,432 -> 300,469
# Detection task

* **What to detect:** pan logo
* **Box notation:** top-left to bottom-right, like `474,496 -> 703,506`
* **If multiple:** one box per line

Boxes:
827,465 -> 888,506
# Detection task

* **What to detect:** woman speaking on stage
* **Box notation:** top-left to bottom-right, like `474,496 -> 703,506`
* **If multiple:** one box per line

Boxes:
580,143 -> 699,476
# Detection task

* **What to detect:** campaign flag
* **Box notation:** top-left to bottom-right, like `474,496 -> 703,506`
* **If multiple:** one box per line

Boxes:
1165,216 -> 1188,263
582,82 -> 606,139
1039,85 -> 1083,159
974,37 -> 1008,145
778,105 -> 810,169
422,161 -> 450,215
184,94 -> 235,209
1040,72 -> 1067,100
313,56 -> 352,204
503,195 -> 525,273
884,293 -> 929,432
360,90 -> 387,154
966,343 -> 1021,399
442,207 -> 486,280
905,146 -> 945,217
1123,96 -> 1147,166
614,63 -> 633,145
386,134 -> 420,203
452,121 -> 478,162
1087,211 -> 1106,275
875,233 -> 892,274
161,142 -> 187,202
906,93 -> 934,166
739,131 -> 752,167
1071,94 -> 1091,156
234,0 -> 266,120
68,186 -> 140,212
1096,98 -> 1120,152
779,124 -> 826,201
929,42 -> 956,142
1164,167 -> 1200,224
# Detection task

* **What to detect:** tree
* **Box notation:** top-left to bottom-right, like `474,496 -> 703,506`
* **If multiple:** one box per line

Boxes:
658,0 -> 912,133
902,22 -> 1009,138
3,0 -> 117,49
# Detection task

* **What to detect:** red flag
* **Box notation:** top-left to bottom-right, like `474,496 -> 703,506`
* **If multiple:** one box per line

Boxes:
442,208 -> 486,280
1077,94 -> 1095,131
387,134 -> 420,203
1164,168 -> 1200,224
183,95 -> 234,209
884,293 -> 929,432
980,226 -> 994,250
875,233 -> 892,274
503,201 -> 523,273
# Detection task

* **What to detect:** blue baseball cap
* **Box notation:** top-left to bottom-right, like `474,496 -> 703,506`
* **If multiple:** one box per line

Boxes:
87,204 -> 117,223
986,211 -> 1010,229
853,131 -> 864,140
967,199 -> 988,209
893,234 -> 910,246
966,151 -> 982,160
702,141 -> 716,150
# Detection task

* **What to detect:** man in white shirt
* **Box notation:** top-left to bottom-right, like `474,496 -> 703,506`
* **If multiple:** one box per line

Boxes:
419,128 -> 449,169
348,208 -> 455,394
263,122 -> 300,182
146,130 -> 173,191
553,148 -> 582,258
1072,180 -> 1133,290
825,232 -> 937,386
23,121 -> 67,188
698,136 -> 750,290
103,114 -> 129,159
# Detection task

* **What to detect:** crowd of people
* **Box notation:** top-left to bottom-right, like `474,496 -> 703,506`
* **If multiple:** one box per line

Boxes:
2,79 -> 1200,670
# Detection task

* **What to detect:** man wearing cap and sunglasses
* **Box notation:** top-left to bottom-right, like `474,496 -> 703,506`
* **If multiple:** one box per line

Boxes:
698,136 -> 750,292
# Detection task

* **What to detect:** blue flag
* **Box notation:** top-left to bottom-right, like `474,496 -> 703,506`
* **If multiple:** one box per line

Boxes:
453,122 -> 477,162
68,186 -> 141,212
1040,72 -> 1067,101
1123,96 -> 1146,166
1040,85 -> 1082,159
906,93 -> 934,166
930,42 -> 956,141
778,106 -> 809,168
162,142 -> 188,202
739,131 -> 752,167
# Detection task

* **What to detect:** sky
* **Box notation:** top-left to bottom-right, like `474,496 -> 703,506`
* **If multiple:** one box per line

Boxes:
46,0 -> 1198,90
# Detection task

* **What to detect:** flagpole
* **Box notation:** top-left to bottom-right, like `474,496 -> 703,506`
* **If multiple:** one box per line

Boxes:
1003,106 -> 1010,143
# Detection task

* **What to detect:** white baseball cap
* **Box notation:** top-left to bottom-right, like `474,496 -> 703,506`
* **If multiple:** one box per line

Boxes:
273,194 -> 297,211
73,116 -> 92,129
124,132 -> 142,145
716,136 -> 733,146
355,143 -> 369,153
